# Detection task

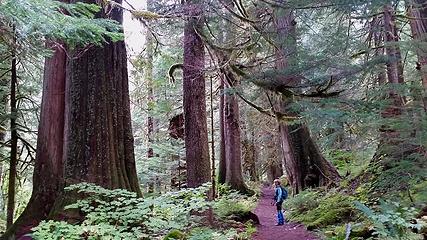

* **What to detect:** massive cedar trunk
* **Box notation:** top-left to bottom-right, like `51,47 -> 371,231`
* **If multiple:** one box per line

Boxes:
274,2 -> 340,193
3,2 -> 141,238
407,0 -> 427,111
62,0 -> 140,194
2,44 -> 67,239
183,0 -> 211,188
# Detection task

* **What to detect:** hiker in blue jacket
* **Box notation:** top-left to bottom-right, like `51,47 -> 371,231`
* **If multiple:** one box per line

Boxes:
273,179 -> 287,225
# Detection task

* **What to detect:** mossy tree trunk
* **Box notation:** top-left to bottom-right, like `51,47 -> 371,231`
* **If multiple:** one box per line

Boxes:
183,0 -> 211,188
273,1 -> 341,194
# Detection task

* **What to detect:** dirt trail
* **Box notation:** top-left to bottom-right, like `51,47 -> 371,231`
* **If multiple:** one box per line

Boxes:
251,187 -> 318,240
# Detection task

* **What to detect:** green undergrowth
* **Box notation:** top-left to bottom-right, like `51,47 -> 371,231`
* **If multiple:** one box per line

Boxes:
285,189 -> 356,229
214,184 -> 258,221
32,183 -> 258,240
284,183 -> 427,240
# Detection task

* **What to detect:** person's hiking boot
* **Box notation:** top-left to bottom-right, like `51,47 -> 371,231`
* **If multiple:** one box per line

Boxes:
275,223 -> 284,226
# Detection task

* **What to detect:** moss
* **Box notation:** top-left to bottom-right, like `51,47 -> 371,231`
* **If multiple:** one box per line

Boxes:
163,229 -> 186,240
286,189 -> 356,229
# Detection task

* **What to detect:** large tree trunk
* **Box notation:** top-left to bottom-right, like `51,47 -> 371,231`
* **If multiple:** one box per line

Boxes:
62,1 -> 140,194
2,43 -> 67,239
3,1 -> 141,238
274,1 -> 340,193
407,0 -> 427,112
183,0 -> 211,188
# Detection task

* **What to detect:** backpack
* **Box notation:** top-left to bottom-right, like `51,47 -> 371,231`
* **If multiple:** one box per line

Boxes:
281,187 -> 288,201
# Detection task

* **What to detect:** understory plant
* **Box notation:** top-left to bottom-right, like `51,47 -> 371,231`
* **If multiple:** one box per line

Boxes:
355,200 -> 424,240
32,183 -> 256,239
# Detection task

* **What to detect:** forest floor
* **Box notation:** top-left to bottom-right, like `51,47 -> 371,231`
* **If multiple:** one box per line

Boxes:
251,187 -> 318,240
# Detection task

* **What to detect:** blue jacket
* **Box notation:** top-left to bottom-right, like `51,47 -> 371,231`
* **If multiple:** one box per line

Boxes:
274,186 -> 283,203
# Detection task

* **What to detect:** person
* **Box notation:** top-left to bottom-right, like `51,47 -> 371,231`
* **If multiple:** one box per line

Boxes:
273,179 -> 286,225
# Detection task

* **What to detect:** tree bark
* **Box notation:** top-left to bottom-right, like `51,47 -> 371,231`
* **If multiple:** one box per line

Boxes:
2,43 -> 67,239
219,0 -> 249,193
407,0 -> 427,111
223,72 -> 248,193
377,5 -> 405,152
273,1 -> 340,193
183,0 -> 211,188
3,1 -> 141,238
146,0 -> 155,158
218,78 -> 226,185
6,41 -> 18,228
383,5 -> 405,110
62,0 -> 140,194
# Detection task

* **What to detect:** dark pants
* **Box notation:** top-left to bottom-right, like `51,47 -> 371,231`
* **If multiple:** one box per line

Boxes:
276,201 -> 284,224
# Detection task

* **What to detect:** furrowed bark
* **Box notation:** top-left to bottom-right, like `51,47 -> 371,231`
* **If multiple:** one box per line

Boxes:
407,0 -> 427,111
183,0 -> 211,188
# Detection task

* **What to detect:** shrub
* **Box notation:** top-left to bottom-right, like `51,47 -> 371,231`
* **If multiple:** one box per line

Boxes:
355,200 -> 423,240
285,189 -> 355,229
33,183 -> 211,239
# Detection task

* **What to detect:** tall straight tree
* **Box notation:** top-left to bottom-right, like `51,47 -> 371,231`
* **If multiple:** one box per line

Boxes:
220,0 -> 249,193
183,0 -> 211,188
407,0 -> 427,112
6,33 -> 18,228
3,1 -> 141,238
145,0 -> 155,158
379,4 -> 405,148
3,42 -> 68,239
218,78 -> 226,184
273,1 -> 341,194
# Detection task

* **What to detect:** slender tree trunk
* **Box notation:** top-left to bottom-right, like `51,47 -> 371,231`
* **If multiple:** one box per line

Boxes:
146,0 -> 155,158
219,0 -> 248,193
274,1 -> 340,193
383,5 -> 405,110
407,0 -> 427,111
183,0 -> 211,188
6,42 -> 18,228
242,110 -> 258,182
223,75 -> 248,192
378,5 -> 405,152
218,78 -> 226,185
210,77 -> 216,198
